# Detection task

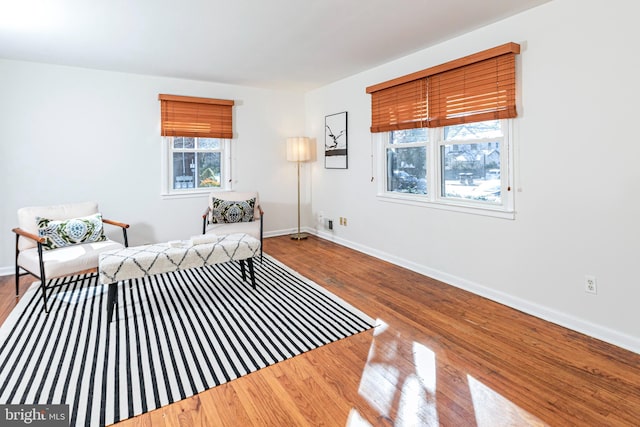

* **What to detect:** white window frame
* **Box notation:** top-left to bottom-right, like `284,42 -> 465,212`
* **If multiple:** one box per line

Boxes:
377,119 -> 515,219
161,137 -> 232,197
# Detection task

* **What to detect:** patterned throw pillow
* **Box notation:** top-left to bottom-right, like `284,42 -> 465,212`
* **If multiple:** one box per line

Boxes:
36,213 -> 107,250
210,197 -> 255,224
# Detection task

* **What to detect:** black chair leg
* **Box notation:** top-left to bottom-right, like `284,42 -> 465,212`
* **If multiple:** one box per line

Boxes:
40,282 -> 49,313
37,242 -> 49,313
14,234 -> 20,297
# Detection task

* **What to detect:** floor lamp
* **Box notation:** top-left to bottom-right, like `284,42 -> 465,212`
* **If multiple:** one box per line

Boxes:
286,136 -> 311,240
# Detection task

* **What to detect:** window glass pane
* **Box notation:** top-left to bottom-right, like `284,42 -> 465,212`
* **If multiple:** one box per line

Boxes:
444,120 -> 502,141
197,152 -> 221,188
198,138 -> 221,149
386,147 -> 427,194
172,152 -> 196,189
166,135 -> 229,193
441,142 -> 501,203
172,137 -> 195,149
390,128 -> 428,144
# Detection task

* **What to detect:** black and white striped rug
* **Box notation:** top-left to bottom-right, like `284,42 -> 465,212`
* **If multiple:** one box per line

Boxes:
0,255 -> 375,426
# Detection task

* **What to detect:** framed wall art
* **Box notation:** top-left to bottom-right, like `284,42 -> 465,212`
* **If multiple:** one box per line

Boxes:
324,111 -> 348,169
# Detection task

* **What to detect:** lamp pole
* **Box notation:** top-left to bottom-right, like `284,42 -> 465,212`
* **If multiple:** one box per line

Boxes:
287,137 -> 310,240
292,159 -> 307,240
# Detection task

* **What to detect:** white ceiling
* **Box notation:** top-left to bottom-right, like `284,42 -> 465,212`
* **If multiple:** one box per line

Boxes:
0,0 -> 552,91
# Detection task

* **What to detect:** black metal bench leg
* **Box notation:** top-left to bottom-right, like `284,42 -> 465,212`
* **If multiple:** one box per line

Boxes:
107,282 -> 118,323
247,258 -> 256,289
239,259 -> 256,289
240,260 -> 246,281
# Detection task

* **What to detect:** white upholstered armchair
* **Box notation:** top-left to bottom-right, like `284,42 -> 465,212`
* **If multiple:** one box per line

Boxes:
13,201 -> 129,312
202,191 -> 263,260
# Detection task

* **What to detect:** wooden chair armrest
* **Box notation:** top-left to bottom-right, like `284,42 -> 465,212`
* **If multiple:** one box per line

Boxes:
12,227 -> 45,244
256,205 -> 264,216
202,206 -> 211,220
202,207 -> 211,234
102,218 -> 130,229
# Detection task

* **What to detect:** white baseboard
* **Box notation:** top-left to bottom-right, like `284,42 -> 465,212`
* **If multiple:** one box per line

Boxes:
0,266 -> 13,276
308,230 -> 640,355
263,228 -> 300,238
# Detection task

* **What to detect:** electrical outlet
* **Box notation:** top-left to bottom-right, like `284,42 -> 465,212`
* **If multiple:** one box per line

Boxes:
343,217 -> 347,226
585,275 -> 597,294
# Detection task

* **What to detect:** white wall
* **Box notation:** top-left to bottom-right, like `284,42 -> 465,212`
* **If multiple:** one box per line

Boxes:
0,60 -> 307,271
305,0 -> 640,353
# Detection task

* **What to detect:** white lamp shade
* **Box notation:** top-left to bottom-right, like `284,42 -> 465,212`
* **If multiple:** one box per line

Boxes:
286,137 -> 311,162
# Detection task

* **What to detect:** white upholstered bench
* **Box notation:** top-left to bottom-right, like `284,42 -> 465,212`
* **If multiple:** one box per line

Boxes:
99,233 -> 261,322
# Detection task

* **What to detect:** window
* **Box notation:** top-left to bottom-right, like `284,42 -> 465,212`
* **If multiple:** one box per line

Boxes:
368,43 -> 519,218
379,119 -> 513,216
385,128 -> 428,194
159,94 -> 234,195
168,136 -> 229,191
440,121 -> 505,204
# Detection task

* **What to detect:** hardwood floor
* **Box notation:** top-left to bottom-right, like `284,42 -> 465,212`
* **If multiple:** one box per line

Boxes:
2,235 -> 640,426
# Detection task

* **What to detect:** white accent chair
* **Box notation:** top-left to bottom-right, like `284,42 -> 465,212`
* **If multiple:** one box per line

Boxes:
202,191 -> 263,260
13,201 -> 129,312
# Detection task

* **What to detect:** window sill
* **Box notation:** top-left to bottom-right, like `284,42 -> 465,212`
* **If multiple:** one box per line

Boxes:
377,193 -> 515,220
160,190 -> 213,200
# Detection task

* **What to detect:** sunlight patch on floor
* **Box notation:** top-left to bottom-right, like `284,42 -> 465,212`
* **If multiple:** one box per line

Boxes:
351,318 -> 547,426
353,319 -> 439,426
468,375 -> 548,427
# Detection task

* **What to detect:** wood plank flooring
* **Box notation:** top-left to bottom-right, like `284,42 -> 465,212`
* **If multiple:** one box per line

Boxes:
2,235 -> 639,426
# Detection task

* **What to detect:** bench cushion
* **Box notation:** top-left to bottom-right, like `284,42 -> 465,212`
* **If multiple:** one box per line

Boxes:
99,233 -> 260,285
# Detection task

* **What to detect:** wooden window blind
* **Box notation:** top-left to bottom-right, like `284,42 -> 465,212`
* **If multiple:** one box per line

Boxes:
159,94 -> 234,139
428,54 -> 516,127
370,79 -> 428,132
366,42 -> 520,132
